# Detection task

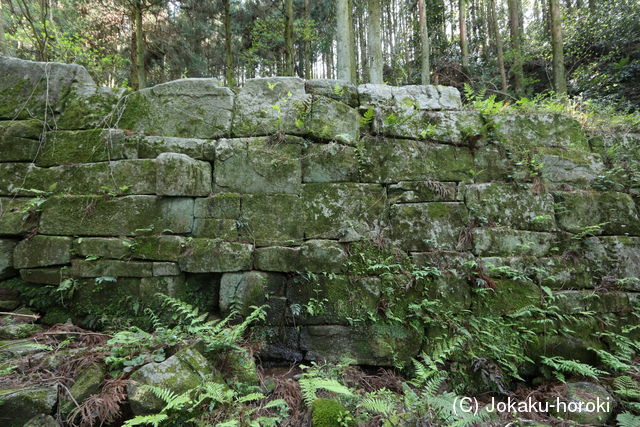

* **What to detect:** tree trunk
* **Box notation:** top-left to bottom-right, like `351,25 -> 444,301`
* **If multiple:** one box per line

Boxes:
303,0 -> 312,79
368,0 -> 383,83
130,12 -> 138,90
549,0 -> 567,95
284,0 -> 294,76
418,0 -> 430,84
459,0 -> 470,74
223,0 -> 234,86
0,0 -> 7,55
336,0 -> 352,82
507,0 -> 524,95
134,2 -> 146,89
488,0 -> 508,91
348,0 -> 357,82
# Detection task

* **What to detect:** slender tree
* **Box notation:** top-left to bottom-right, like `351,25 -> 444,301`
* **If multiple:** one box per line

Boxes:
223,0 -> 234,86
348,0 -> 357,82
303,0 -> 312,79
459,0 -> 470,73
0,0 -> 7,55
284,0 -> 294,76
488,0 -> 508,91
418,0 -> 430,84
507,0 -> 524,95
368,0 -> 383,83
549,0 -> 567,94
336,0 -> 353,82
133,0 -> 146,89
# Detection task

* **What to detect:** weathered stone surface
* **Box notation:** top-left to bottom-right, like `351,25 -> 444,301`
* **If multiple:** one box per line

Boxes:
254,240 -> 347,273
156,152 -> 212,196
232,77 -> 310,136
389,202 -> 469,251
306,95 -> 360,144
474,279 -> 542,314
0,163 -> 58,196
140,275 -> 185,300
472,146 -> 524,182
0,385 -> 58,427
493,113 -> 588,149
302,143 -> 359,183
119,78 -> 234,138
305,79 -> 358,107
374,110 -> 484,143
40,196 -> 194,236
194,193 -> 241,218
555,191 -> 640,236
0,198 -> 37,235
0,239 -> 17,279
360,137 -> 474,183
219,271 -> 285,316
358,84 -> 461,110
0,56 -> 94,120
0,120 -> 42,161
582,236 -> 640,279
300,323 -> 422,366
539,148 -> 604,189
20,267 -> 65,284
388,181 -> 458,203
70,259 -> 154,277
127,347 -> 212,415
556,290 -> 631,313
214,137 -> 302,194
549,382 -> 614,425
125,135 -> 216,161
193,218 -> 238,240
178,238 -> 252,272
303,183 -> 386,241
37,129 -> 125,166
60,363 -> 105,414
240,194 -> 303,245
57,83 -> 122,130
132,235 -> 185,261
23,414 -> 58,427
463,183 -> 556,231
13,235 -> 71,268
152,262 -> 180,276
73,237 -> 132,259
472,228 -> 558,257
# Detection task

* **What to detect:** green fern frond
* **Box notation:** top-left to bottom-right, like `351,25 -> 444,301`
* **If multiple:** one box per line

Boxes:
617,412 -> 640,427
541,356 -> 606,382
299,378 -> 352,405
122,413 -> 168,427
359,397 -> 395,416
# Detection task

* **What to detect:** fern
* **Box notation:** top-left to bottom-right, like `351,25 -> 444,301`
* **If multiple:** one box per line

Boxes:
617,412 -> 640,427
541,356 -> 606,382
359,396 -> 396,416
298,377 -> 353,405
122,413 -> 168,427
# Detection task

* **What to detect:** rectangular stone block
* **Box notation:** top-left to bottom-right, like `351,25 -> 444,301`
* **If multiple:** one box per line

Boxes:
0,163 -> 58,196
0,238 -> 17,279
126,135 -> 216,161
583,236 -> 640,279
306,95 -> 360,144
178,238 -> 252,272
36,129 -> 125,166
472,279 -> 542,315
360,137 -> 474,183
240,194 -> 303,245
73,237 -> 132,259
39,196 -> 194,236
152,262 -> 181,276
20,267 -> 65,284
554,191 -> 640,236
132,235 -> 185,261
219,271 -> 286,317
193,219 -> 238,240
463,183 -> 556,231
194,193 -> 241,218
254,240 -> 346,273
302,143 -> 359,183
155,153 -> 212,196
303,183 -> 386,241
492,113 -> 588,150
214,137 -> 302,194
472,228 -> 558,257
51,160 -> 157,195
13,235 -> 71,268
0,198 -> 37,235
70,259 -> 154,278
388,202 -> 469,251
0,120 -> 42,161
555,290 -> 631,314
388,181 -> 458,203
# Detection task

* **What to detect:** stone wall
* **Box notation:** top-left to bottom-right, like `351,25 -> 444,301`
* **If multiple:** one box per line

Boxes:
1,56 -> 639,366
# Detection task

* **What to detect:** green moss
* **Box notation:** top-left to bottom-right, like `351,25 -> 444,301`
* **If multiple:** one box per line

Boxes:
311,398 -> 351,427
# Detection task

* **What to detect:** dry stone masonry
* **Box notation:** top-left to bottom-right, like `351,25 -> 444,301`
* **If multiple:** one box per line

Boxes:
1,56 -> 640,366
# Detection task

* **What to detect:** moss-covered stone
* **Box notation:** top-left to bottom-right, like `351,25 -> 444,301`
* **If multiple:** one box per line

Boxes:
538,148 -> 604,189
240,194 -> 303,245
193,218 -> 238,240
311,398 -> 351,427
194,193 -> 242,219
306,95 -> 360,144
13,235 -> 71,268
389,202 -> 469,251
0,322 -> 42,339
302,183 -> 386,241
492,113 -> 588,150
463,183 -> 557,231
254,240 -> 346,273
0,163 -> 58,196
125,135 -> 216,161
0,198 -> 37,235
37,129 -> 125,166
59,363 -> 105,414
472,228 -> 558,257
219,271 -> 285,317
155,152 -> 212,196
555,290 -> 631,314
0,120 -> 42,161
73,237 -> 132,259
473,279 -> 542,315
57,84 -> 122,130
132,235 -> 185,261
360,136 -> 474,183
20,267 -> 65,285
302,143 -> 360,183
0,239 -> 17,279
554,191 -> 640,236
549,382 -> 614,426
388,181 -> 458,203
0,385 -> 58,426
582,236 -> 640,279
214,137 -> 302,194
70,259 -> 154,278
118,78 -> 233,138
306,79 -> 358,107
39,195 -> 194,236
178,238 -> 252,272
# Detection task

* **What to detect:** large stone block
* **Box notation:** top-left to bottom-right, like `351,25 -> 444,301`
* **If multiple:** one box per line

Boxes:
192,219 -> 238,240
194,193 -> 241,218
155,153 -> 212,196
36,129 -> 125,166
232,77 -> 310,136
388,181 -> 458,203
492,113 -> 588,149
306,95 -> 360,144
219,271 -> 286,317
0,163 -> 58,196
119,78 -> 234,138
555,290 -> 631,314
125,135 -> 216,161
0,56 -> 95,120
305,79 -> 358,107
0,198 -> 37,235
0,239 -> 17,279
374,110 -> 484,143
178,238 -> 252,272
13,235 -> 71,268
0,120 -> 42,161
70,259 -> 154,278
132,235 -> 185,261
358,84 -> 461,110
539,148 -> 604,189
582,236 -> 640,279
302,143 -> 360,183
214,137 -> 302,194
359,137 -> 473,183
463,183 -> 557,231
20,267 -> 65,284
472,228 -> 558,257
57,84 -> 123,130
302,183 -> 386,241
73,237 -> 132,259
240,194 -> 303,245
39,195 -> 194,236
473,279 -> 542,315
254,240 -> 347,273
389,202 -> 469,251
555,191 -> 640,236
0,385 -> 58,427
